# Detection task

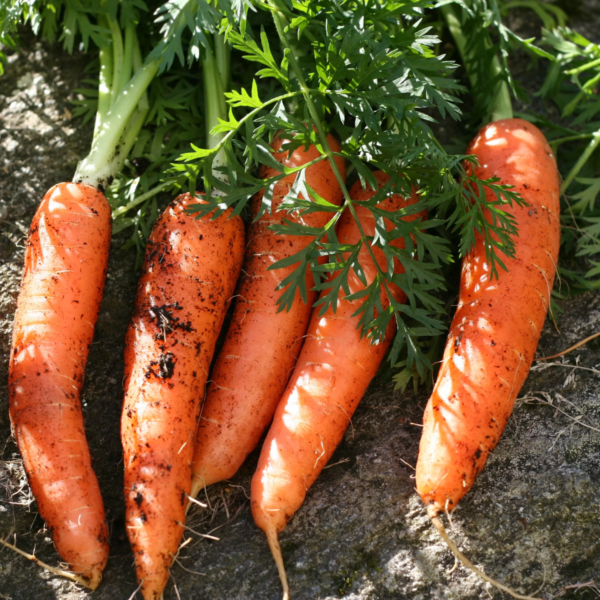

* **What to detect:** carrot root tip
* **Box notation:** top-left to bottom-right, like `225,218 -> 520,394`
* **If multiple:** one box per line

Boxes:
189,475 -> 205,502
187,476 -> 208,516
0,536 -> 97,590
266,528 -> 290,600
430,516 -> 542,600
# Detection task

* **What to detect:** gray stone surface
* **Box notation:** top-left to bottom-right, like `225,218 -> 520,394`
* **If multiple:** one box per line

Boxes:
1,24 -> 600,600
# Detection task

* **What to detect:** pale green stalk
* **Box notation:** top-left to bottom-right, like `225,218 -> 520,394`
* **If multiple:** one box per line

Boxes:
121,23 -> 135,96
561,129 -> 600,193
108,18 -> 124,107
440,3 -> 512,122
103,108 -> 149,181
112,182 -> 171,219
203,33 -> 229,175
131,28 -> 149,111
490,75 -> 513,122
552,133 -> 594,146
566,56 -> 600,75
103,28 -> 150,178
563,71 -> 600,116
214,31 -> 230,92
74,59 -> 158,187
105,31 -> 156,218
94,41 -> 113,140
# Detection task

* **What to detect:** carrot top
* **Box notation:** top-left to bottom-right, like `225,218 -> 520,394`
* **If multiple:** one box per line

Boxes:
172,0 -> 533,385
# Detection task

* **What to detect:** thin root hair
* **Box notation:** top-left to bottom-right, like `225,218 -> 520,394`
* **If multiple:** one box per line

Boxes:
431,516 -> 543,600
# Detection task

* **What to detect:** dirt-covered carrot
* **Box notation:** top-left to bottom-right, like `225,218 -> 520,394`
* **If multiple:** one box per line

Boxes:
121,193 -> 245,600
189,135 -> 345,496
416,118 -> 560,517
8,183 -> 111,590
251,172 -> 422,598
5,13 -> 162,587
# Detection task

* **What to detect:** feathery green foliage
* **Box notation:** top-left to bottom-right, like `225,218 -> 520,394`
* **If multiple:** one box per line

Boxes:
436,0 -> 554,125
171,0 -> 527,380
0,1 -> 43,74
1,0 -> 532,385
538,26 -> 600,291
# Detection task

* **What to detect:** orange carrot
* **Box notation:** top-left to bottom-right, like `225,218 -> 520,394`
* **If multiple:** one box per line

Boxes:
189,135 -> 345,496
416,118 -> 561,517
121,193 -> 245,600
8,182 -> 111,590
251,172 -> 423,597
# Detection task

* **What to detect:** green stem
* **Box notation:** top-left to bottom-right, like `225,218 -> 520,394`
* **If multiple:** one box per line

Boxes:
132,31 -> 143,72
269,8 -> 349,203
566,56 -> 600,75
104,107 -> 149,180
256,0 -> 318,44
103,30 -> 150,179
201,90 -> 303,163
94,39 -> 113,140
440,5 -> 474,88
121,23 -> 135,97
561,128 -> 600,194
203,32 -> 230,176
199,88 -> 375,173
112,182 -> 171,219
440,3 -> 512,123
74,59 -> 159,187
552,133 -> 594,146
563,71 -> 600,116
489,66 -> 513,122
214,32 -> 230,93
132,28 -> 149,112
108,18 -> 124,107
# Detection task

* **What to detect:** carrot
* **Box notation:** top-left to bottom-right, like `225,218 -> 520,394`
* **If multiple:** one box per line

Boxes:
251,172 -> 423,598
4,11 -> 164,590
415,118 -> 561,518
121,193 -> 245,600
189,134 -> 345,496
8,182 -> 111,590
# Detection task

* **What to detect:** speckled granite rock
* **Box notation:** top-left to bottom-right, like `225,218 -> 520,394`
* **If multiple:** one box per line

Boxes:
1,24 -> 600,600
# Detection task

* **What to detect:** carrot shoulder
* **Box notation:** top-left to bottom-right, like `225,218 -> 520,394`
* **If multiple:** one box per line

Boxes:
8,182 -> 111,589
121,193 -> 245,600
251,172 -> 422,592
190,135 -> 345,494
416,118 -> 561,516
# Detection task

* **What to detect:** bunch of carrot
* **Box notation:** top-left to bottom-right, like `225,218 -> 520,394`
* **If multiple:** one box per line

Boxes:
5,132 -> 560,600
4,122 -> 426,598
120,125 -> 559,600
3,4 -> 565,600
119,137 -> 431,599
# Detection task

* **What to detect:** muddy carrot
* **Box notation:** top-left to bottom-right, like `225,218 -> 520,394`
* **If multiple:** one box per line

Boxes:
121,193 -> 245,600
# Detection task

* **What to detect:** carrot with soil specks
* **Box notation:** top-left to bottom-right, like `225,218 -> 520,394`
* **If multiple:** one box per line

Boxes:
416,118 -> 560,517
251,172 -> 422,598
8,182 -> 111,590
189,135 -> 345,497
6,14 -> 163,586
121,193 -> 245,600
